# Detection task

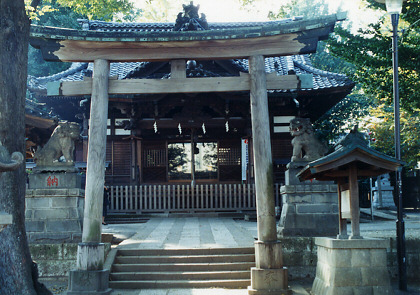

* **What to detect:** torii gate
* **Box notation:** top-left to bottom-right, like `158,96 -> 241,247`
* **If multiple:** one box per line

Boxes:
30,13 -> 344,294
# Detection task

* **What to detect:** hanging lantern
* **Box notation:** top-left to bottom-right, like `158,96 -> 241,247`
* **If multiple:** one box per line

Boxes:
178,123 -> 182,134
202,122 -> 206,134
225,121 -> 229,132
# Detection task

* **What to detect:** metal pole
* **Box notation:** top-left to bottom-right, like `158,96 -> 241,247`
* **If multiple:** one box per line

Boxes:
391,12 -> 407,291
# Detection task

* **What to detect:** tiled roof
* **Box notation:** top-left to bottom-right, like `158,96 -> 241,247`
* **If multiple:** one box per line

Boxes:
28,17 -> 353,95
25,97 -> 57,120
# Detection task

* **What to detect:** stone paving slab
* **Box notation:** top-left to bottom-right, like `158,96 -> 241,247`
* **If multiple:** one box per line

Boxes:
110,218 -> 257,250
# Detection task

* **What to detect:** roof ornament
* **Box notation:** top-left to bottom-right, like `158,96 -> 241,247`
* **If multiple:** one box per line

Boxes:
173,1 -> 209,31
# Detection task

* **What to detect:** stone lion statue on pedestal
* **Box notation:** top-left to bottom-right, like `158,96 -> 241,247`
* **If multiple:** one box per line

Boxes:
34,122 -> 80,166
290,117 -> 327,162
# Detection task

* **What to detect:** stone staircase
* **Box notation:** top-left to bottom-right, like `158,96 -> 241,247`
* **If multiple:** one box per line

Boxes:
108,247 -> 255,289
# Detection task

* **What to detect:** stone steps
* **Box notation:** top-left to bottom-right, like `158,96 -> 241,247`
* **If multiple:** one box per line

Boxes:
109,247 -> 255,289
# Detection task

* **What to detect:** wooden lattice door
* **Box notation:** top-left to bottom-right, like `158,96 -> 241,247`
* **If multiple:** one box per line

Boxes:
142,142 -> 167,183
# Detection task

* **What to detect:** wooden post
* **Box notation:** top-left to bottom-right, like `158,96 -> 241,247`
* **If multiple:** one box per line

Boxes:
68,59 -> 112,295
171,60 -> 186,79
82,59 -> 110,245
349,163 -> 361,239
248,56 -> 290,295
249,55 -> 276,242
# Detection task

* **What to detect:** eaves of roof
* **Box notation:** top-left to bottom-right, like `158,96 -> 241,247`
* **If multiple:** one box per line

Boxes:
30,14 -> 345,43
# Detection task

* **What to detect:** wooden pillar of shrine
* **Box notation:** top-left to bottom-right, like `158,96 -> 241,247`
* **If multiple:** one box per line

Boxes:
248,55 -> 291,295
68,59 -> 111,295
349,163 -> 361,239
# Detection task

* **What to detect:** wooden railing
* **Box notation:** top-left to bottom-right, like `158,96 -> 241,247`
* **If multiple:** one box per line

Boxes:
108,183 -> 282,214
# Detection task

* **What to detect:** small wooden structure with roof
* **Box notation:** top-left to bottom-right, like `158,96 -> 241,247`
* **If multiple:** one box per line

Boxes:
297,127 -> 402,239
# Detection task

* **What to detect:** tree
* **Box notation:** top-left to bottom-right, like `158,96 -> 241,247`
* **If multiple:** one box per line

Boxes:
326,0 -> 420,169
0,1 -> 43,294
28,0 -> 140,77
0,1 -> 135,294
267,0 -> 329,20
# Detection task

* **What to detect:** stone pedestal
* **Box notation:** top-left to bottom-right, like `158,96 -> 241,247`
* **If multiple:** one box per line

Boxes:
248,241 -> 292,295
67,269 -> 111,295
311,237 -> 394,295
278,163 -> 338,237
25,188 -> 84,243
67,243 -> 111,295
372,175 -> 396,209
29,168 -> 81,189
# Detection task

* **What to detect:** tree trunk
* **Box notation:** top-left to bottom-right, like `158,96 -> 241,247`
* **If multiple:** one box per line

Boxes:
0,1 -> 51,294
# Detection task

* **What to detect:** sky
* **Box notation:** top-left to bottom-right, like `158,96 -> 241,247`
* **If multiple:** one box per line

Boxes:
197,0 -> 360,22
135,0 -> 382,31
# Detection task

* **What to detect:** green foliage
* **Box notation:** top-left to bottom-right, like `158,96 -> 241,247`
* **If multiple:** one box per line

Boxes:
309,41 -> 356,75
325,0 -> 420,169
364,106 -> 420,169
54,0 -> 135,21
314,94 -> 373,143
27,0 -> 140,77
268,0 -> 329,19
28,1 -> 84,77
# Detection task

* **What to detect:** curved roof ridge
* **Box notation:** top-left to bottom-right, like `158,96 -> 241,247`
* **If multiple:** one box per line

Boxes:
78,18 -> 298,32
32,62 -> 89,83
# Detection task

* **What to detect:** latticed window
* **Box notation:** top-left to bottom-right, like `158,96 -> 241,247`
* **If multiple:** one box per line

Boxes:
143,149 -> 166,167
218,147 -> 241,166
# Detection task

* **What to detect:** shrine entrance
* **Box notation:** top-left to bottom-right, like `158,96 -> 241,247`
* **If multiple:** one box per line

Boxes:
30,3 -> 347,293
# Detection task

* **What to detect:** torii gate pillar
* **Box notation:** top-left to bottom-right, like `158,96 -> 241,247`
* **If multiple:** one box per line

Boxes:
248,55 -> 291,295
68,59 -> 112,295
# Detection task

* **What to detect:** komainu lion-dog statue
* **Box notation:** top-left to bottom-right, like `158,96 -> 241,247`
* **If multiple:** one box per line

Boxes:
34,122 -> 80,166
290,117 -> 328,162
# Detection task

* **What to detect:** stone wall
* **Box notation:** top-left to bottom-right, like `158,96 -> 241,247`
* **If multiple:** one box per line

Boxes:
280,237 -> 420,283
25,188 -> 84,243
30,243 -> 111,278
278,184 -> 339,237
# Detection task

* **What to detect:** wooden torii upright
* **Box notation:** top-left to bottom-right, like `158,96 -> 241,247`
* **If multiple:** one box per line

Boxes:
30,13 -> 345,295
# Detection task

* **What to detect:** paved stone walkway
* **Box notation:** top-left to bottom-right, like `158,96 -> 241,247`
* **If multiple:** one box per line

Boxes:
101,214 -> 420,295
111,217 -> 258,250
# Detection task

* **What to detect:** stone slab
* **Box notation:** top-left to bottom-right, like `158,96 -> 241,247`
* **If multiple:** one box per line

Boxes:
67,269 -> 111,295
0,212 -> 12,225
26,188 -> 84,197
249,267 -> 290,290
28,172 -> 82,189
314,237 -> 389,249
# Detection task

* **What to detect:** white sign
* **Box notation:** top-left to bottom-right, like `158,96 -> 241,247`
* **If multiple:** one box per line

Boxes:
241,139 -> 249,181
